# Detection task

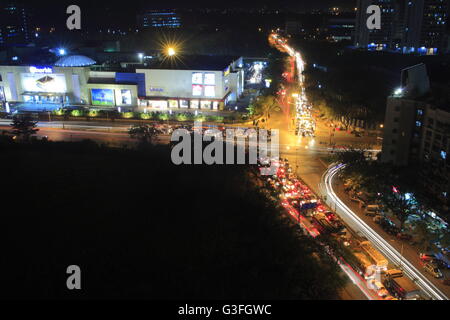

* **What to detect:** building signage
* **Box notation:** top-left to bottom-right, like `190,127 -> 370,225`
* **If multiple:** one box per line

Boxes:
91,88 -> 115,106
149,87 -> 164,93
21,73 -> 67,93
29,66 -> 53,74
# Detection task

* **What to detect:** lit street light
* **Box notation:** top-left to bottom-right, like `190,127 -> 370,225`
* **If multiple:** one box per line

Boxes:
167,47 -> 176,57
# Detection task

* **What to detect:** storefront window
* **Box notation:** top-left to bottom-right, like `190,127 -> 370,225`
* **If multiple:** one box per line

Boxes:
212,101 -> 219,110
148,100 -> 168,109
204,73 -> 215,85
120,89 -> 132,105
200,100 -> 211,109
168,99 -> 178,108
192,73 -> 203,84
180,100 -> 189,108
204,85 -> 215,97
190,100 -> 199,109
192,85 -> 202,96
91,89 -> 115,106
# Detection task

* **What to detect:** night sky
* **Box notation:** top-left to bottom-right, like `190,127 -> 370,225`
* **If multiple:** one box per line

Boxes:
25,0 -> 356,29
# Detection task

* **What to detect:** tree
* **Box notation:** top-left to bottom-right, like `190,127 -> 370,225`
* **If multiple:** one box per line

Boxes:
253,95 -> 280,124
10,115 -> 39,141
128,124 -> 161,144
411,219 -> 436,252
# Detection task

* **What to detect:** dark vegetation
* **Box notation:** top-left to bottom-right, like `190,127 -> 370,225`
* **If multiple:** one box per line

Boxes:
0,137 -> 344,299
335,150 -> 449,249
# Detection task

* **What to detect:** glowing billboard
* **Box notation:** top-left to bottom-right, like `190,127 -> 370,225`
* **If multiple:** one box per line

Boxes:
21,73 -> 67,93
91,89 -> 115,106
120,89 -> 132,105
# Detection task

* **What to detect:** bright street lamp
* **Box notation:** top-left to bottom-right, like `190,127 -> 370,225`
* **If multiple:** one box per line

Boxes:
167,47 -> 176,57
394,87 -> 403,96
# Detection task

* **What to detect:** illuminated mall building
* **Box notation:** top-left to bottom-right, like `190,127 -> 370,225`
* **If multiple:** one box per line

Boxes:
0,54 -> 244,111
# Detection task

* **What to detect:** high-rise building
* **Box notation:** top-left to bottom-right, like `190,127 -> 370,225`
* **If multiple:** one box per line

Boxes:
137,9 -> 181,29
380,64 -> 449,214
0,2 -> 29,46
354,0 -> 449,54
354,0 -> 402,51
402,0 -> 449,54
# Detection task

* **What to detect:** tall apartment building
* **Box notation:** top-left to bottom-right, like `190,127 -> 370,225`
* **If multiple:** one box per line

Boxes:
354,0 -> 402,50
355,0 -> 449,54
380,64 -> 449,214
0,2 -> 29,46
137,9 -> 181,29
403,0 -> 449,54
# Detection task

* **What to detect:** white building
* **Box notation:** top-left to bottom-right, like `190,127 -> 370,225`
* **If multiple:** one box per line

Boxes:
136,55 -> 244,111
0,54 -> 244,112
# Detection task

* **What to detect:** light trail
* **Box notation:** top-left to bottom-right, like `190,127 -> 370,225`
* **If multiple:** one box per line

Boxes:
321,163 -> 448,300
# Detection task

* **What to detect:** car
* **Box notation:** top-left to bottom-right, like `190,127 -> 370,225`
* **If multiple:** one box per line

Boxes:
325,211 -> 337,221
396,232 -> 413,241
430,258 -> 450,270
369,279 -> 389,297
373,216 -> 383,224
420,252 -> 438,262
364,204 -> 381,217
423,262 -> 443,278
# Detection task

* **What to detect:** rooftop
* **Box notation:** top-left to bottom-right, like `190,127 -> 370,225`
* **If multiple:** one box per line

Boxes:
141,55 -> 240,71
54,55 -> 96,67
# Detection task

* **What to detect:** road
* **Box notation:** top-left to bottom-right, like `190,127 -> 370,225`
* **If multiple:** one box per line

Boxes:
267,34 -> 449,300
321,164 -> 449,300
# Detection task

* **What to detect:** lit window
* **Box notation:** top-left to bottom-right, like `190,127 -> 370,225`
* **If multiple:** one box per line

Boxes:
168,99 -> 178,108
192,73 -> 203,84
192,85 -> 202,96
190,100 -> 199,109
200,100 -> 211,109
416,121 -> 422,127
441,151 -> 447,159
179,100 -> 188,108
204,73 -> 215,85
204,85 -> 215,97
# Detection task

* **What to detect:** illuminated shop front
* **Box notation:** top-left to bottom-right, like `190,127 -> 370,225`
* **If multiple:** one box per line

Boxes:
138,98 -> 222,111
136,55 -> 243,112
0,62 -> 91,108
87,85 -> 138,109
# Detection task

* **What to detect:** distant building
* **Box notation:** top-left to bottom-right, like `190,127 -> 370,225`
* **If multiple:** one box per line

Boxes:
380,64 -> 449,213
0,2 -> 29,46
354,0 -> 449,54
354,0 -> 402,51
402,0 -> 449,54
285,21 -> 302,35
137,9 -> 181,29
326,16 -> 355,42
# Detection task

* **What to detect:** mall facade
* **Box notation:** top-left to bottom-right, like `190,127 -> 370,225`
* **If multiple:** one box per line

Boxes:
0,54 -> 244,112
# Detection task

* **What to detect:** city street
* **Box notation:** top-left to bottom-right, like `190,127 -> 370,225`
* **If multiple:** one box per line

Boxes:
269,33 -> 448,300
